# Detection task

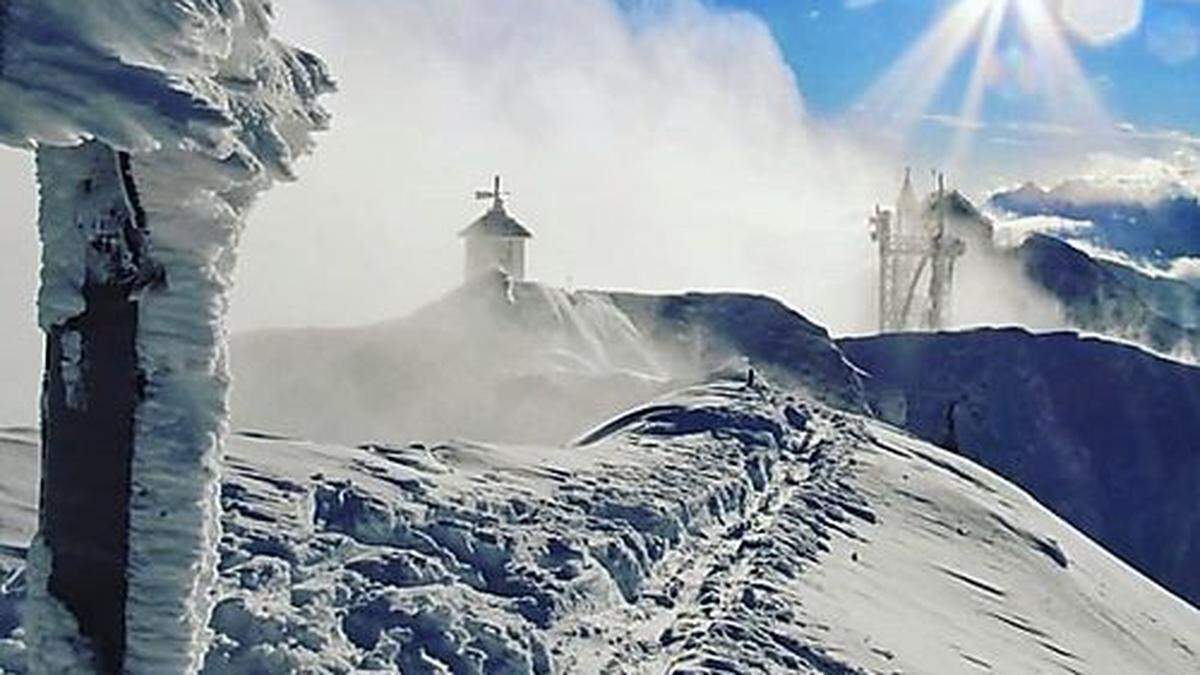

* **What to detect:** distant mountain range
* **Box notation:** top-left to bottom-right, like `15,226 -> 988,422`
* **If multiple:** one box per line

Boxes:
990,180 -> 1200,266
922,180 -> 1200,360
1014,233 -> 1200,359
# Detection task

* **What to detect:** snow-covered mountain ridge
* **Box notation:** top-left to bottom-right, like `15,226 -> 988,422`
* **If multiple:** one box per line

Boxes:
841,328 -> 1200,610
1013,233 -> 1200,360
2,376 -> 1198,673
230,274 -> 865,446
934,184 -> 1200,360
230,278 -> 1200,613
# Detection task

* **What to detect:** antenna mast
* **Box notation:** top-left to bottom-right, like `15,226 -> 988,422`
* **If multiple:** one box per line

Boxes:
870,169 -> 965,332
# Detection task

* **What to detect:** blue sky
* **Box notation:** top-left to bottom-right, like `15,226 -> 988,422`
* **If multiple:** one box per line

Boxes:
711,0 -> 1200,140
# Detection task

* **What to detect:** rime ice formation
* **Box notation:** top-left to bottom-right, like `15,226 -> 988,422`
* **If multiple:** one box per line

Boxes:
1,2 -> 333,672
0,1 -> 232,153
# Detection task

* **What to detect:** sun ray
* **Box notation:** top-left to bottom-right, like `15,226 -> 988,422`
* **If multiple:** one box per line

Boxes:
852,0 -> 994,141
848,0 -> 1130,171
1012,0 -> 1113,135
949,0 -> 1010,172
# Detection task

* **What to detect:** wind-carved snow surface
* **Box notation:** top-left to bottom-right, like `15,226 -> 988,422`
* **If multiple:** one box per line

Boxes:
2,376 -> 1197,672
203,380 -> 1200,673
1,1 -> 333,672
232,378 -> 1200,673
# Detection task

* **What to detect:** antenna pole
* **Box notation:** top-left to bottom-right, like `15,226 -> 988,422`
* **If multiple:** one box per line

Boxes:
929,172 -> 950,329
938,172 -> 946,237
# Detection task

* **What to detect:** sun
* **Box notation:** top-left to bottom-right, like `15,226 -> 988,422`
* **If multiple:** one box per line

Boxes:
851,0 -> 1129,171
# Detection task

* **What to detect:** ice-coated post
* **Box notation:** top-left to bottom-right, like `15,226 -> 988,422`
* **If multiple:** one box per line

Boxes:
0,3 -> 334,672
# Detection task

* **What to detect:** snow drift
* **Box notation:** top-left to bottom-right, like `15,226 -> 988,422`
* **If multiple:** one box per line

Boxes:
1,375 -> 1198,672
234,281 -> 1200,626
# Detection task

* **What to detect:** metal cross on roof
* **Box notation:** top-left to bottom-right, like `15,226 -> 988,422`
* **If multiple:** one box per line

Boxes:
474,175 -> 510,211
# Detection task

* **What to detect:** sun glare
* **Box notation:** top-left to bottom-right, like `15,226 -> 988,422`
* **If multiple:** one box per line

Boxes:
852,0 -> 1121,169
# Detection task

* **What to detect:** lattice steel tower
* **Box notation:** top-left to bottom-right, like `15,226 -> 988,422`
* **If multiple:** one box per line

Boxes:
869,170 -> 966,332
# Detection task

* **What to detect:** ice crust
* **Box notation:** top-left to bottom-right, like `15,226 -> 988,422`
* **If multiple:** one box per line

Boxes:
0,1 -> 333,157
0,0 -> 231,152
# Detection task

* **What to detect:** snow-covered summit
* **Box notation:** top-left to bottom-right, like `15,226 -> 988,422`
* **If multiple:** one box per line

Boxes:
995,176 -> 1196,210
1,375 -> 1197,672
230,275 -> 864,446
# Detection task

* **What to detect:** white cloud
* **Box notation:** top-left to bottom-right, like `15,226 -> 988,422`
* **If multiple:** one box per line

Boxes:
921,114 -> 1095,138
991,215 -> 1095,248
1003,121 -> 1083,137
1115,122 -> 1200,148
1074,149 -> 1200,198
921,113 -> 985,131
230,0 -> 894,339
1166,256 -> 1200,282
0,0 -> 899,424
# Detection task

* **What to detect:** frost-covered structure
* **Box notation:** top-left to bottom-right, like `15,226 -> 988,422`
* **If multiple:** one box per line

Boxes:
868,170 -> 967,332
0,2 -> 333,672
461,176 -> 534,282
